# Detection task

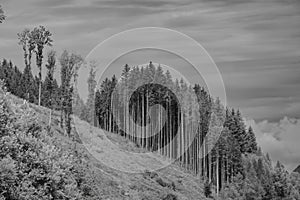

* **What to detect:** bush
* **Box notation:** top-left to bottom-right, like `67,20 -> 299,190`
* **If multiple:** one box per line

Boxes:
0,80 -> 12,135
0,89 -> 98,199
156,177 -> 168,187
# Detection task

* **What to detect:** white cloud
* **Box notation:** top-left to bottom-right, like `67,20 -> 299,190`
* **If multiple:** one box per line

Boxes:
245,117 -> 300,171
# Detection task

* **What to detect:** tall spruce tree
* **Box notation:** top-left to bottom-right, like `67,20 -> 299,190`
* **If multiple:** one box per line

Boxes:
245,126 -> 258,153
234,110 -> 249,153
273,161 -> 292,199
21,63 -> 36,103
94,89 -> 101,127
43,50 -> 56,125
86,61 -> 97,124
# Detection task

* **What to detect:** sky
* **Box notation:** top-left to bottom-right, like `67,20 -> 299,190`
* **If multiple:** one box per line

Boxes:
0,0 -> 299,170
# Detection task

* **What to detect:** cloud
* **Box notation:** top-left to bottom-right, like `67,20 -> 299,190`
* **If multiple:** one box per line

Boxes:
245,117 -> 300,171
0,0 -> 300,122
34,0 -> 76,8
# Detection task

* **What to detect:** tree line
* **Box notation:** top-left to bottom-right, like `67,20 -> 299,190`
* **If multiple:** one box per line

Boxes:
92,62 -> 258,195
218,155 -> 300,199
92,63 -> 300,199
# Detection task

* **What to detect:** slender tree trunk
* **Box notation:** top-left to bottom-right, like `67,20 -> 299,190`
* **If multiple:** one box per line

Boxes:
38,76 -> 42,106
142,93 -> 144,147
37,50 -> 43,106
49,109 -> 52,126
216,151 -> 219,195
146,91 -> 148,150
60,95 -> 64,128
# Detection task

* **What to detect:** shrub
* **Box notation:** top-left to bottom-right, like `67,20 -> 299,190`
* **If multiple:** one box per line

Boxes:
0,89 -> 98,199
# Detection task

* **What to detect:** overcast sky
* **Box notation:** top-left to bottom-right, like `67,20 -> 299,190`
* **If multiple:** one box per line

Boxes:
0,0 -> 299,170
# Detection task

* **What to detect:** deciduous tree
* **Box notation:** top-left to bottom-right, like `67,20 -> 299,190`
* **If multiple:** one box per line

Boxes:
60,50 -> 83,137
31,26 -> 53,106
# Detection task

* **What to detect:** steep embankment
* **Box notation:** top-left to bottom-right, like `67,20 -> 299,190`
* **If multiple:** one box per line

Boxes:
7,94 -> 207,200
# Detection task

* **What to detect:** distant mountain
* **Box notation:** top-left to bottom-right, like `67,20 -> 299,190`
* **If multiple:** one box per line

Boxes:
293,165 -> 300,173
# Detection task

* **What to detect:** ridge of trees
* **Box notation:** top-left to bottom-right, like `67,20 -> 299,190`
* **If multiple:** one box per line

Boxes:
92,63 -> 300,199
2,56 -> 299,199
93,63 -> 259,195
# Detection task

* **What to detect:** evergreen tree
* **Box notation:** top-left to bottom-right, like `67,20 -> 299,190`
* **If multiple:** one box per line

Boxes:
0,5 -> 5,23
243,159 -> 265,200
290,172 -> 300,199
0,59 -> 38,102
43,50 -> 56,107
43,50 -> 56,125
266,153 -> 272,167
153,64 -> 165,84
256,158 -> 265,180
94,89 -> 101,127
256,146 -> 263,156
234,110 -> 249,154
86,61 -> 97,124
244,126 -> 258,153
12,65 -> 23,96
95,76 -> 117,131
22,65 -> 38,103
273,161 -> 292,199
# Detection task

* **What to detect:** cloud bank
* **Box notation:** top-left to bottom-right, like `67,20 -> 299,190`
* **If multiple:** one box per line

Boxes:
246,117 -> 300,171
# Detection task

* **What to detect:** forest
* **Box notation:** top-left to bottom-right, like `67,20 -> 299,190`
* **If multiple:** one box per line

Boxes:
1,6 -> 300,200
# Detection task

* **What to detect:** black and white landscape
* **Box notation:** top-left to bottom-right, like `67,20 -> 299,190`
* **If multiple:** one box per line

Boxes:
0,1 -> 300,199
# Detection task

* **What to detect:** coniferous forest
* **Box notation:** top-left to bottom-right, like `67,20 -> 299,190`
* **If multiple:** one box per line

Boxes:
1,5 -> 300,200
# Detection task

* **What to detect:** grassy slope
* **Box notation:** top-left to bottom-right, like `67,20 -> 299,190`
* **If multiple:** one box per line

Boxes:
8,94 -> 207,200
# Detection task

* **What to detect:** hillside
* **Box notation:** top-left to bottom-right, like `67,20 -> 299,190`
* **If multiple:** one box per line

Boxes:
4,93 -> 208,200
